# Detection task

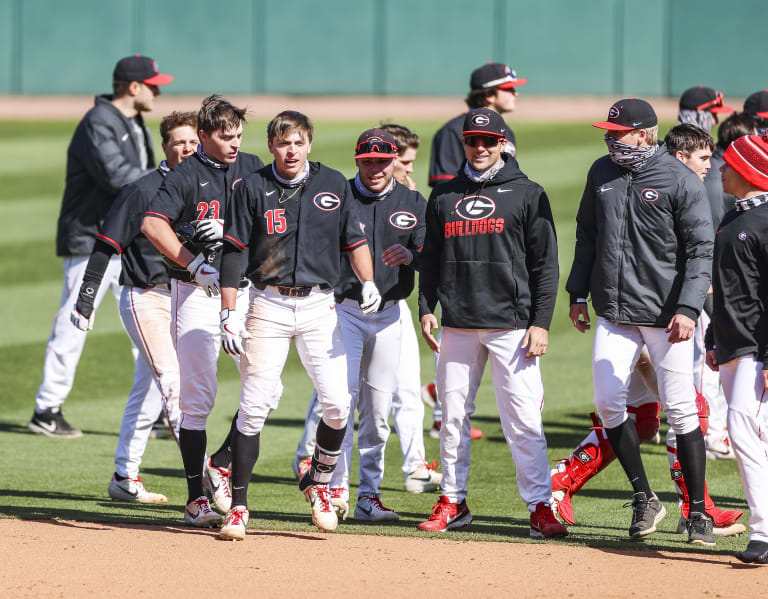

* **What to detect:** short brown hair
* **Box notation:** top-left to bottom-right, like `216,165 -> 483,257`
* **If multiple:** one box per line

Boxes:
717,112 -> 757,150
159,111 -> 198,144
465,88 -> 495,109
197,94 -> 247,135
664,124 -> 714,156
112,80 -> 132,99
379,123 -> 419,154
267,110 -> 313,143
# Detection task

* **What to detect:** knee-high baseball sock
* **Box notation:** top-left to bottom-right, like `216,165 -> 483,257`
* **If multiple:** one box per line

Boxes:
179,428 -> 207,503
210,411 -> 238,469
675,427 -> 706,513
299,420 -> 346,491
230,430 -> 260,508
604,420 -> 652,497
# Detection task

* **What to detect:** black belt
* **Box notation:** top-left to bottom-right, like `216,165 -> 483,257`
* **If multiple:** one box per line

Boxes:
252,281 -> 330,297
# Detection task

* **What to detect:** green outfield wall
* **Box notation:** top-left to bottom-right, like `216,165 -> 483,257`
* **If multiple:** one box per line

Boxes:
0,0 -> 761,97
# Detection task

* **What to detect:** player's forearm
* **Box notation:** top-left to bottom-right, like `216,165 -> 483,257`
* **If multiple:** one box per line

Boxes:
220,286 -> 237,311
348,244 -> 374,283
141,216 -> 195,267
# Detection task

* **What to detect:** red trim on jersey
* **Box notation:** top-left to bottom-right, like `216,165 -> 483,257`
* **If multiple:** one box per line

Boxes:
429,174 -> 455,183
145,211 -> 170,223
224,234 -> 246,249
342,239 -> 368,251
96,233 -> 123,254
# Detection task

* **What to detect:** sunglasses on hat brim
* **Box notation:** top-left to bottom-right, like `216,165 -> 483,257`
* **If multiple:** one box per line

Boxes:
355,139 -> 398,158
462,134 -> 504,148
696,92 -> 734,114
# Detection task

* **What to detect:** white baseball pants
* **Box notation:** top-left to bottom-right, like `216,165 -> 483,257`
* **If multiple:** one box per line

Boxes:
593,317 -> 699,435
330,300 -> 401,496
115,285 -> 180,478
695,311 -> 729,445
236,286 -> 349,436
437,327 -> 551,508
171,280 -> 249,431
35,255 -> 129,411
719,354 -> 768,542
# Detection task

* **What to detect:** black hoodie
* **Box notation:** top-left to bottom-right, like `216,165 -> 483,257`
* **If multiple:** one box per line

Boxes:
418,156 -> 559,330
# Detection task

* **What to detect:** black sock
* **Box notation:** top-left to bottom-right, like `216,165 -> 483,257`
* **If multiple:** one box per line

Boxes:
298,420 -> 346,491
210,411 -> 238,469
604,420 -> 652,497
316,419 -> 346,451
230,430 -> 260,508
676,427 -> 706,512
179,428 -> 207,503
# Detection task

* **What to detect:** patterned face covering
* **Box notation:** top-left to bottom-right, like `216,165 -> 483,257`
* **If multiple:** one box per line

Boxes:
678,109 -> 715,134
604,133 -> 659,172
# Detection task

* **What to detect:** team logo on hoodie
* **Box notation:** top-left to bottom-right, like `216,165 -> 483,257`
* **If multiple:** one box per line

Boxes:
447,195 -> 504,238
389,211 -> 417,230
313,192 -> 341,211
454,195 -> 496,220
641,188 -> 659,202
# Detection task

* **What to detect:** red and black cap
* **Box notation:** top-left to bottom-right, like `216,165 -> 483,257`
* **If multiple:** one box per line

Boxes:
679,86 -> 734,114
113,55 -> 173,86
354,128 -> 399,159
593,98 -> 657,131
470,62 -> 527,91
723,134 -> 768,190
744,90 -> 768,119
462,108 -> 507,138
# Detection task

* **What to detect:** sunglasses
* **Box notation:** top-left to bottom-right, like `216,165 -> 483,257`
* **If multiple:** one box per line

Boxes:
356,139 -> 398,155
463,135 -> 502,148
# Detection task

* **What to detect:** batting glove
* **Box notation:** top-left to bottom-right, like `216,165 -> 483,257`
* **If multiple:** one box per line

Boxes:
70,308 -> 95,331
187,253 -> 220,297
359,280 -> 382,314
220,308 -> 250,355
193,218 -> 224,243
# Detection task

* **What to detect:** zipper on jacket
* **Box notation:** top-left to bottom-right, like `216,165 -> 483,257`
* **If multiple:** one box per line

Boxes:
615,172 -> 632,320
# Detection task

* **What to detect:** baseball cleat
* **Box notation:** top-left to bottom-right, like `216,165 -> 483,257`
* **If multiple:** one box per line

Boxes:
149,413 -> 173,440
626,492 -> 666,540
219,505 -> 249,541
551,489 -> 575,525
28,408 -> 83,439
354,495 -> 399,522
530,502 -> 568,539
429,420 -> 483,441
303,484 -> 338,532
108,473 -> 167,504
735,540 -> 768,564
687,512 -> 716,546
705,436 -> 736,460
330,487 -> 349,520
184,496 -> 223,528
420,382 -> 437,408
676,515 -> 745,537
202,457 -> 232,514
292,455 -> 312,480
417,495 -> 472,532
404,462 -> 442,493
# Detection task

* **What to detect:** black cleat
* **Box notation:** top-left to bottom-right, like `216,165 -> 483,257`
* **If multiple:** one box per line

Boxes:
28,407 -> 83,438
687,511 -> 716,546
735,540 -> 768,564
626,491 -> 666,540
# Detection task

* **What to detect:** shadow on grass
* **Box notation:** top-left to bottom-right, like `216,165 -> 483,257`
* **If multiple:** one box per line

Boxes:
141,466 -> 300,488
0,420 -> 117,438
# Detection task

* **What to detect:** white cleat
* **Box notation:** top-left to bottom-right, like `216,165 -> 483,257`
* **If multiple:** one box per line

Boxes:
405,464 -> 442,493
219,505 -> 249,541
203,457 -> 233,513
303,485 -> 338,532
108,473 -> 167,504
330,487 -> 350,521
184,496 -> 223,528
292,455 -> 312,480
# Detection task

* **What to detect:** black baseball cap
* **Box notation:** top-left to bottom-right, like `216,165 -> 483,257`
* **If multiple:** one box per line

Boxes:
354,128 -> 399,159
462,108 -> 507,138
744,90 -> 768,119
679,86 -> 733,114
113,55 -> 173,86
593,98 -> 657,131
470,62 -> 527,91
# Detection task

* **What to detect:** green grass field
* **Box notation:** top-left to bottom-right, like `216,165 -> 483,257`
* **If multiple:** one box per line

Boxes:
0,117 -> 748,553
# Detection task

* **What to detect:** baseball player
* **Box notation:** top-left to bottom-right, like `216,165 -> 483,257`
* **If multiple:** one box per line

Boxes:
567,98 -> 715,545
417,108 -> 567,539
29,55 -> 172,437
291,124 -> 441,496
706,133 -> 768,564
70,111 -> 196,503
428,62 -> 524,188
141,95 -> 265,527
320,127 -> 429,522
216,111 -> 380,541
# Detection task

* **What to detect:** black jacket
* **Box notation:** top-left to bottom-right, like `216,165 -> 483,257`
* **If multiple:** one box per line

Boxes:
418,157 -> 559,330
428,113 -> 516,187
56,95 -> 154,256
566,144 -> 713,326
335,178 -> 426,302
706,203 -> 768,365
222,162 -> 368,289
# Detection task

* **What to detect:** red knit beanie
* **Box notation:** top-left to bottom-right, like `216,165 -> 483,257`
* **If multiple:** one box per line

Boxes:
723,134 -> 768,190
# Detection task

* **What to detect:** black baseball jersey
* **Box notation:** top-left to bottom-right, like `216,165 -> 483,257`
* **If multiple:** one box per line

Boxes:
418,158 -> 559,330
708,203 -> 768,365
146,149 -> 263,274
96,166 -> 168,287
223,161 -> 368,288
428,113 -> 516,187
335,178 -> 426,302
